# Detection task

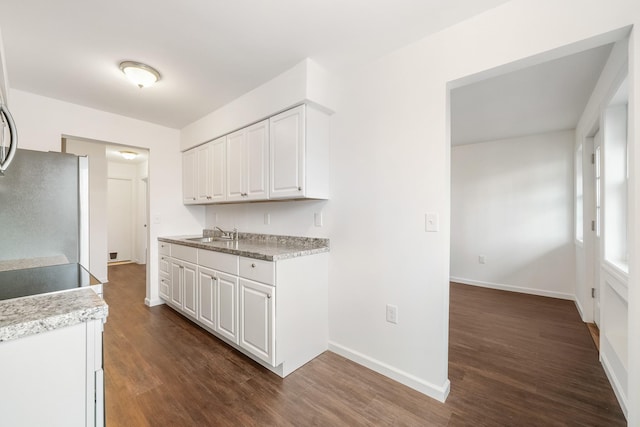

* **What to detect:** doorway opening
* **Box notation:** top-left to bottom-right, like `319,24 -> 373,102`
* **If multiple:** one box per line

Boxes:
61,136 -> 149,284
448,31 -> 630,419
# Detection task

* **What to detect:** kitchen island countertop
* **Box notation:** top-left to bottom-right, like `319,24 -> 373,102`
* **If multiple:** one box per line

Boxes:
0,288 -> 108,342
159,232 -> 329,261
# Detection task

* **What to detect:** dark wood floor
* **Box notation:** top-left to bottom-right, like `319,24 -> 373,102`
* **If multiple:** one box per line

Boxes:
103,265 -> 625,426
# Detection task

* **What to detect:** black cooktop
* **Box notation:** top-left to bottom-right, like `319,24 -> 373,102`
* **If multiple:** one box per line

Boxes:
0,263 -> 100,301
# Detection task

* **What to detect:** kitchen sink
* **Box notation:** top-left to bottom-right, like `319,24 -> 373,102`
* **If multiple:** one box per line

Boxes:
185,236 -> 231,243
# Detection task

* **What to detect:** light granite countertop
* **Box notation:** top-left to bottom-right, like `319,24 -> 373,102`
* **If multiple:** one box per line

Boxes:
159,232 -> 329,261
0,288 -> 108,342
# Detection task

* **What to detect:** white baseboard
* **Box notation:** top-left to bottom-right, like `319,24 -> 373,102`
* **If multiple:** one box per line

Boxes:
145,297 -> 165,307
574,297 -> 588,322
328,341 -> 450,403
450,276 -> 575,300
601,351 -> 628,419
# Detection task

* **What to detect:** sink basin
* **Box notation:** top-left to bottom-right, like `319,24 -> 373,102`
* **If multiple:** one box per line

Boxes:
185,236 -> 231,243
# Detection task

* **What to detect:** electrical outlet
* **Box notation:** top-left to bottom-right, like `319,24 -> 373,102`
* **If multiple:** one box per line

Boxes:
479,255 -> 486,264
386,304 -> 398,324
264,213 -> 271,225
314,212 -> 323,227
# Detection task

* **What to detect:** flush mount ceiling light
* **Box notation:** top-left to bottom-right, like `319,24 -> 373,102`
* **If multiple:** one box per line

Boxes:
119,61 -> 161,88
120,150 -> 139,160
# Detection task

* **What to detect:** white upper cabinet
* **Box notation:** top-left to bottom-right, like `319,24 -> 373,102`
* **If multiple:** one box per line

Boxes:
182,149 -> 197,204
182,104 -> 329,205
226,119 -> 269,202
269,106 -> 304,199
270,104 -> 329,200
195,143 -> 212,203
210,136 -> 227,202
183,136 -> 227,204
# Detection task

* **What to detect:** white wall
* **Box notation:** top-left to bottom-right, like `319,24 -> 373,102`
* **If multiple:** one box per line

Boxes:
64,138 -> 108,281
184,0 -> 640,411
574,36 -> 632,415
180,58 -> 333,151
9,89 -> 204,304
451,130 -> 576,299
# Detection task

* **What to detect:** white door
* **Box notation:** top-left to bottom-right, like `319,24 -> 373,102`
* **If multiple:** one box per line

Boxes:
593,130 -> 602,326
107,178 -> 133,262
138,178 -> 148,264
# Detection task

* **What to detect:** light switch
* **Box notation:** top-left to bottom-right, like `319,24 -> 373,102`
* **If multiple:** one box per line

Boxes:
153,214 -> 161,225
425,212 -> 439,232
264,213 -> 271,225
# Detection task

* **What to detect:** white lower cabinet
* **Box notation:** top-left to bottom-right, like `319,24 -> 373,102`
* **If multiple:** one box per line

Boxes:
163,244 -> 198,320
170,259 -> 197,319
239,278 -> 275,365
158,241 -> 328,377
215,271 -> 239,343
158,243 -> 171,301
0,319 -> 105,427
198,266 -> 216,330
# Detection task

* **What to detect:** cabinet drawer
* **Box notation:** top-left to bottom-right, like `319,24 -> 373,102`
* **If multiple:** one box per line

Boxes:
159,254 -> 171,275
172,244 -> 198,263
239,257 -> 274,285
159,242 -> 171,256
159,274 -> 170,300
198,250 -> 238,275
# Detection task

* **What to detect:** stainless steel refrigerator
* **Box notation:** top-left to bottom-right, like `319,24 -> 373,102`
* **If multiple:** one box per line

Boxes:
0,148 -> 89,268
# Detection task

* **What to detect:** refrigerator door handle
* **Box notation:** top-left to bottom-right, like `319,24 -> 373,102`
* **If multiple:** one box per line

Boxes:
0,102 -> 17,174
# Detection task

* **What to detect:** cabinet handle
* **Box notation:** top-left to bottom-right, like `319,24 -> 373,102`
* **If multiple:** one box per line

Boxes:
213,277 -> 217,281
192,197 -> 196,200
161,244 -> 165,248
206,196 -> 212,199
267,294 -> 271,299
251,263 -> 256,268
161,257 -> 165,260
298,187 -> 302,191
241,193 -> 248,197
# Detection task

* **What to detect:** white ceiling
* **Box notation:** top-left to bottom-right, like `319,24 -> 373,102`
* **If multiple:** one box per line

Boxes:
0,0 -> 511,129
451,43 -> 614,146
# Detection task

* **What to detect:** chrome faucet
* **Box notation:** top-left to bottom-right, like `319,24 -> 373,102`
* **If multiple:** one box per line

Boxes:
215,226 -> 239,240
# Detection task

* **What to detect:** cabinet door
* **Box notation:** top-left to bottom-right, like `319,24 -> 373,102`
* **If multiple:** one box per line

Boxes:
226,130 -> 245,201
210,136 -> 226,202
182,149 -> 197,204
270,105 -> 305,199
239,278 -> 275,365
170,260 -> 183,307
198,267 -> 216,330
182,262 -> 198,319
245,120 -> 269,200
195,143 -> 212,202
215,271 -> 239,344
